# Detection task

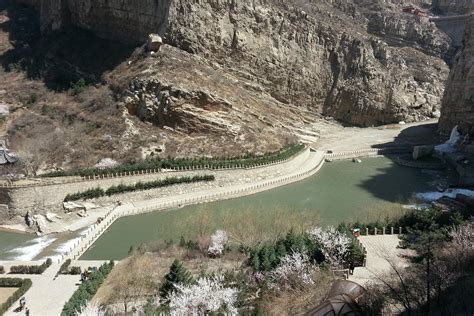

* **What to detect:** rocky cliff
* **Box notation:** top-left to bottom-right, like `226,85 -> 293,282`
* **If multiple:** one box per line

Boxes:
439,16 -> 474,136
26,0 -> 450,128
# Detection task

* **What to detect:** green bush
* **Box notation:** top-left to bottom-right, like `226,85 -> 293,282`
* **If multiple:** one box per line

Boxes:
69,267 -> 81,275
10,259 -> 52,275
64,187 -> 104,202
58,259 -> 72,275
0,266 -> 4,274
63,175 -> 215,202
69,78 -> 87,95
0,278 -> 32,315
61,261 -> 114,316
43,143 -> 305,178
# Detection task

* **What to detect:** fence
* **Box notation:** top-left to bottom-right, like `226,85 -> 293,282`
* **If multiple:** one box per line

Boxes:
0,152 -> 302,189
324,147 -> 412,161
358,226 -> 405,236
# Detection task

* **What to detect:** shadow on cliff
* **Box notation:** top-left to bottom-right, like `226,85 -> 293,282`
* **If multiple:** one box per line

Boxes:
0,0 -> 136,90
356,122 -> 442,203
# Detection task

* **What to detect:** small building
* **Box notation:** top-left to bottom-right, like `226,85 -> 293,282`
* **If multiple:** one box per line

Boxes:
0,147 -> 18,165
414,9 -> 429,17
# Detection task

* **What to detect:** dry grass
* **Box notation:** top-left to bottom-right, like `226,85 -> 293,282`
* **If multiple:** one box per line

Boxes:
0,287 -> 17,305
259,270 -> 334,315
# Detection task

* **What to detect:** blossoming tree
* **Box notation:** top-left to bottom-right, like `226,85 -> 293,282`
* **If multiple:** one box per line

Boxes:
208,230 -> 229,256
307,226 -> 351,266
169,275 -> 238,315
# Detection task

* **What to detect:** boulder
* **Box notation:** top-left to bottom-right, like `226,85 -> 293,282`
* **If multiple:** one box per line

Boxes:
63,201 -> 86,213
413,145 -> 434,160
147,34 -> 163,51
45,212 -> 58,222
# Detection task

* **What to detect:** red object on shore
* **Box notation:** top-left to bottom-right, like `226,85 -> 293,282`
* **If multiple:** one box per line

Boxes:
414,9 -> 428,17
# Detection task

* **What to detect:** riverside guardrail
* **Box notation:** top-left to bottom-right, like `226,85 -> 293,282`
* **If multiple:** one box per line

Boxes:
63,150 -> 325,262
324,147 -> 412,161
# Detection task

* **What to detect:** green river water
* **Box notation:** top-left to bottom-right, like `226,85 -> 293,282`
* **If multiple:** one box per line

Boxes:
0,157 -> 441,261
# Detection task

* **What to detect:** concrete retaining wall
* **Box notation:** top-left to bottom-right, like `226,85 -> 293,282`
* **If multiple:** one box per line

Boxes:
0,154 -> 299,224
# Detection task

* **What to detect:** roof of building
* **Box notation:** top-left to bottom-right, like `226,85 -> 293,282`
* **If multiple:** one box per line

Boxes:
307,280 -> 366,316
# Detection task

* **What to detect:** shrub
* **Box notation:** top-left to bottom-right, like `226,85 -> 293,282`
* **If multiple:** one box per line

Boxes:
0,278 -> 32,315
69,266 -> 81,275
61,261 -> 114,316
70,78 -> 88,95
9,259 -> 52,275
0,266 -> 4,274
64,187 -> 104,202
58,259 -> 72,275
63,175 -> 215,202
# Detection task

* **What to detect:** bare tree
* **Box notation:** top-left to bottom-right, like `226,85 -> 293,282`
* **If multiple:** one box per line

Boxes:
109,257 -> 156,313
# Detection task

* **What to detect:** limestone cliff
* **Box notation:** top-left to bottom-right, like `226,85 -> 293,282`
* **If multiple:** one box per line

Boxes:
28,0 -> 449,127
439,16 -> 474,136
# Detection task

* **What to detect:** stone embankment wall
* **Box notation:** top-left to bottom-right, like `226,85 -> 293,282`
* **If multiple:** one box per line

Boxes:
0,153 -> 304,225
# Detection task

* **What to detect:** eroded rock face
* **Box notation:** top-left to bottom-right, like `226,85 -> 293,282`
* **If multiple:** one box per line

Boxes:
30,0 -> 450,127
439,16 -> 474,137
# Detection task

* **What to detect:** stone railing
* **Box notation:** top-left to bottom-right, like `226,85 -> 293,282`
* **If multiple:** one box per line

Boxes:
324,147 -> 412,161
0,149 -> 306,189
61,150 -> 325,262
359,226 -> 405,236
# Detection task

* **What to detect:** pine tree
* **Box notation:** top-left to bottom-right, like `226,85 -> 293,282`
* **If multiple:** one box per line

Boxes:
159,259 -> 193,304
251,251 -> 260,271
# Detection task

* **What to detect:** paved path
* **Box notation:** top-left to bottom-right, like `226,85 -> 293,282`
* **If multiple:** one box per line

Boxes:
1,261 -> 106,316
350,235 -> 412,286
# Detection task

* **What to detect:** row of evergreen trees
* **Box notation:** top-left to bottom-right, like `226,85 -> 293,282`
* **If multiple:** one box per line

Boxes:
9,258 -> 52,274
63,175 -> 215,202
61,261 -> 114,316
43,144 -> 305,178
249,232 -> 324,272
